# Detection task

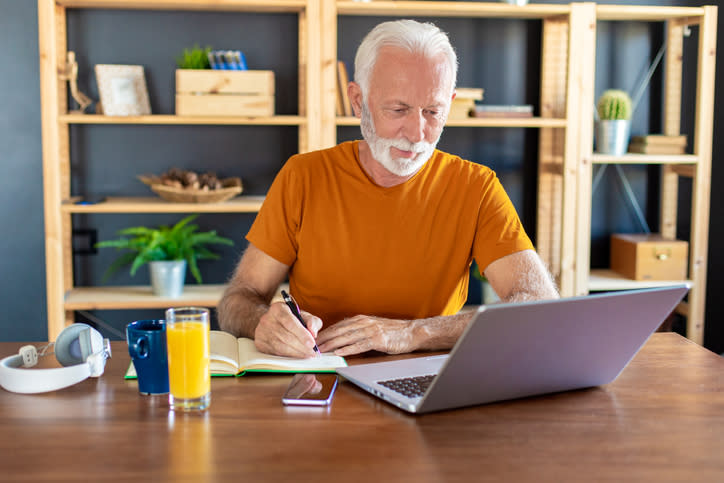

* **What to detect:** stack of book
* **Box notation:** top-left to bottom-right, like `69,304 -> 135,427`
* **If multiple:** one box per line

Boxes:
628,135 -> 687,154
472,104 -> 534,118
449,87 -> 484,119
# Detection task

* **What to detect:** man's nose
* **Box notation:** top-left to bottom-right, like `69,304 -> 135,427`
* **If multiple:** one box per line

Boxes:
403,110 -> 425,144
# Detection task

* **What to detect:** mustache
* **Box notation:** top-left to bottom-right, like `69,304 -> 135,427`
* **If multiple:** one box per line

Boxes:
387,138 -> 434,154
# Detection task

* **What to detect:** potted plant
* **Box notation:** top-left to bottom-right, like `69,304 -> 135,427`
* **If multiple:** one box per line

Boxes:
95,214 -> 233,298
176,44 -> 212,70
594,89 -> 633,155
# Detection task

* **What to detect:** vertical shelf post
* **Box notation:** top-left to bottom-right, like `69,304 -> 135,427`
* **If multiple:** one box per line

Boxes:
572,3 -> 597,297
537,15 -> 569,287
38,0 -> 72,340
687,6 -> 717,344
560,2 -> 596,296
320,0 -> 338,150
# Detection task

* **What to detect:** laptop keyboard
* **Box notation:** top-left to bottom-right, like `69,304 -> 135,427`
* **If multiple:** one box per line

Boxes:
377,374 -> 435,398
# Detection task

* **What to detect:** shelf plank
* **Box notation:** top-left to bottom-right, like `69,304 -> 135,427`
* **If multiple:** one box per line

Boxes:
62,196 -> 265,213
336,116 -> 567,128
588,269 -> 692,292
590,153 -> 698,164
596,5 -> 705,21
57,0 -> 307,12
64,284 -> 227,310
60,114 -> 305,126
64,282 -> 288,310
337,1 -> 571,19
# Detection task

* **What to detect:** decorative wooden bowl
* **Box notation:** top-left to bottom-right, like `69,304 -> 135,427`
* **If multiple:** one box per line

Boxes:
138,175 -> 243,203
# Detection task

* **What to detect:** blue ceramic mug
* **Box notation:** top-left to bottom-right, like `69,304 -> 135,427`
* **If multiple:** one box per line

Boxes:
126,319 -> 169,395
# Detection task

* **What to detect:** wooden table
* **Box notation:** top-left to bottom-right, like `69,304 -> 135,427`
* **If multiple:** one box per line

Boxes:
0,333 -> 722,482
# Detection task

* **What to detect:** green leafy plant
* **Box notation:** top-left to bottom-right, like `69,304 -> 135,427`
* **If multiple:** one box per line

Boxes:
176,44 -> 212,69
596,89 -> 633,120
95,214 -> 233,283
471,261 -> 487,282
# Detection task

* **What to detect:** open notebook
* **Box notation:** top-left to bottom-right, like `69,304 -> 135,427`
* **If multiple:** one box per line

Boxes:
125,330 -> 346,378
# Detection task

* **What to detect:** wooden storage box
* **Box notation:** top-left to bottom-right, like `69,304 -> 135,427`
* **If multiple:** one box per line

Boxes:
610,234 -> 688,281
175,70 -> 274,117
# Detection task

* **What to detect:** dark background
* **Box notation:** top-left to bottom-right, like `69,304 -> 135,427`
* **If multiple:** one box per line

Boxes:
1,1 -> 721,354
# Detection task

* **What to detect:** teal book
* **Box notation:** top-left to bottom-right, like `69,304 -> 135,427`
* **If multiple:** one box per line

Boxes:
125,330 -> 346,379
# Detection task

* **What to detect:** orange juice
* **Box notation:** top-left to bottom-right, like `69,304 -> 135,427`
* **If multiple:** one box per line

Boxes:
166,321 -> 210,399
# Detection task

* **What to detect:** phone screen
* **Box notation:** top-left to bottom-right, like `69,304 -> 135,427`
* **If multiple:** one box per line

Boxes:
282,373 -> 339,406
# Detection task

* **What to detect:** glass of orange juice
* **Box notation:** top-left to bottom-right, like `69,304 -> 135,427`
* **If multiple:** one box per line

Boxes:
165,307 -> 211,411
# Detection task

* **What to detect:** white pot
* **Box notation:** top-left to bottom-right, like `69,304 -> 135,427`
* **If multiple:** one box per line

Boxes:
594,119 -> 631,155
149,260 -> 187,298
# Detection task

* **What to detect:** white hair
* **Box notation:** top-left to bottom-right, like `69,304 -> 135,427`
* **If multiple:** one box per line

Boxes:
354,19 -> 458,101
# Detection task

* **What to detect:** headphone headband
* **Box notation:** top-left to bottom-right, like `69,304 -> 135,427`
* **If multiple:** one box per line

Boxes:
0,324 -> 111,394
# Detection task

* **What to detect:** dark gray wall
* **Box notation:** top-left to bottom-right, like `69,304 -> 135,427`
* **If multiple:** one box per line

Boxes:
1,1 -> 721,353
0,0 -> 46,341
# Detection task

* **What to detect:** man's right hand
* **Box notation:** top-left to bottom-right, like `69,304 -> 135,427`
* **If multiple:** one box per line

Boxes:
254,301 -> 323,358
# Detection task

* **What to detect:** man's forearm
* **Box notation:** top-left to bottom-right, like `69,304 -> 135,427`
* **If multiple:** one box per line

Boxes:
217,285 -> 270,338
410,310 -> 476,351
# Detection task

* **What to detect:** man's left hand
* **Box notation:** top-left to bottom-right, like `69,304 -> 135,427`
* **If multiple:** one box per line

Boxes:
316,315 -> 415,356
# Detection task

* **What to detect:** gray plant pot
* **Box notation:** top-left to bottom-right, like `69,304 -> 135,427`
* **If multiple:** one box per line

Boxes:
149,260 -> 186,298
594,119 -> 631,155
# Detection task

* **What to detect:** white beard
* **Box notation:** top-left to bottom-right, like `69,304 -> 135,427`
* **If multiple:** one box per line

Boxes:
360,104 -> 441,177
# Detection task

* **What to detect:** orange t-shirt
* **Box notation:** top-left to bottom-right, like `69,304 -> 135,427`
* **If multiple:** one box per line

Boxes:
247,140 -> 533,325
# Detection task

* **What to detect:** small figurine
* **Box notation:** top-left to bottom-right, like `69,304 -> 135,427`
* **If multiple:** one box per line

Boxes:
59,51 -> 93,113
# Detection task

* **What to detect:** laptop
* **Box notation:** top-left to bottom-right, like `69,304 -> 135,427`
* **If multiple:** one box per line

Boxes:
336,285 -> 688,414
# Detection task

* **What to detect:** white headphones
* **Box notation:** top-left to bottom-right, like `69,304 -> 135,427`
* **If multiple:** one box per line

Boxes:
0,323 -> 112,394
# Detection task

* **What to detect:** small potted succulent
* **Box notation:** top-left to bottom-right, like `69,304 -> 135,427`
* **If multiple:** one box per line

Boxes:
95,214 -> 233,298
594,89 -> 633,155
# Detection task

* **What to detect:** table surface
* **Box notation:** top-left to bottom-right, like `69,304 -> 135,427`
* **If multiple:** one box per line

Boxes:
0,333 -> 723,482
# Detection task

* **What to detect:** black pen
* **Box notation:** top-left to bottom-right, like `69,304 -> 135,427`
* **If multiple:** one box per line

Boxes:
281,290 -> 320,354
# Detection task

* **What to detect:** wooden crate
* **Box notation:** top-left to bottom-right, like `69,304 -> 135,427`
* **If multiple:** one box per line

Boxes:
175,69 -> 274,116
610,234 -> 688,281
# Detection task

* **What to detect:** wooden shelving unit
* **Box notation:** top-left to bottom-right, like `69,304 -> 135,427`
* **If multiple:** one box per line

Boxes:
38,1 -> 716,344
322,0 -> 594,311
38,0 -> 322,339
573,5 -> 717,345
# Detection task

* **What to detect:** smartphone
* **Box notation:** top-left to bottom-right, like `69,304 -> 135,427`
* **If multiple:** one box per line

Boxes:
282,373 -> 338,406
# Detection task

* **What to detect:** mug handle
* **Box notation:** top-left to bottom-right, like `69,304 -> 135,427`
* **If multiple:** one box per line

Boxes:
128,336 -> 149,359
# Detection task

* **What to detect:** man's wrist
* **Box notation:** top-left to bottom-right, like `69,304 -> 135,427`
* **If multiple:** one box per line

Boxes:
408,318 -> 430,352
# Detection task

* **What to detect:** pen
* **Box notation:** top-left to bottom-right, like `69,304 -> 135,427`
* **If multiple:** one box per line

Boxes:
281,290 -> 320,354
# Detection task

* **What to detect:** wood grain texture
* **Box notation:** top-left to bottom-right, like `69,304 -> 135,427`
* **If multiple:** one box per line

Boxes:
0,333 -> 722,482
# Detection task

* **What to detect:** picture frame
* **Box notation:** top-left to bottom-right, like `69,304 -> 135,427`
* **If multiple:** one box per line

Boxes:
94,64 -> 151,116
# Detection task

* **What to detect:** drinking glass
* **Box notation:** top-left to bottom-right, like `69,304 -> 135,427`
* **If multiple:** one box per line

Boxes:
165,307 -> 211,411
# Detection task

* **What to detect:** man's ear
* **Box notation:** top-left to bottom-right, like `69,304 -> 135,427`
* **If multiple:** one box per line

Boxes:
348,82 -> 363,117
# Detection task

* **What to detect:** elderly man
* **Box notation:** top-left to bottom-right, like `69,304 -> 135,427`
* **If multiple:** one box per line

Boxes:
218,19 -> 558,358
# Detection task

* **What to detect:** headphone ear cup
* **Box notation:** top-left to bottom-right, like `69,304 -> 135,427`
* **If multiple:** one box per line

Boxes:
85,326 -> 105,358
55,323 -> 94,366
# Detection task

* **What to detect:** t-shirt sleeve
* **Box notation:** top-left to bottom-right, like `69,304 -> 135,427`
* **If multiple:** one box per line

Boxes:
472,172 -> 534,273
246,157 -> 303,266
